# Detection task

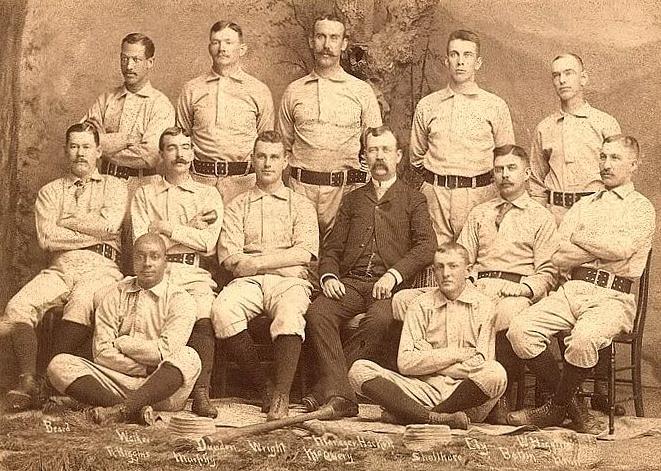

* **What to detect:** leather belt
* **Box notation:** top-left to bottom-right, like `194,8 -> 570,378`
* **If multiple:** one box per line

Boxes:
192,159 -> 252,177
420,168 -> 493,189
166,253 -> 198,266
547,190 -> 595,208
100,159 -> 157,180
570,267 -> 632,294
84,243 -> 120,263
478,271 -> 523,283
289,166 -> 368,187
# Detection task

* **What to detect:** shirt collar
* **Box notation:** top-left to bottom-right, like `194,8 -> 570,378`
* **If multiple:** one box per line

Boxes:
609,182 -> 635,199
437,83 -> 482,100
153,174 -> 198,194
126,276 -> 168,297
496,192 -> 531,210
248,183 -> 289,203
118,81 -> 156,98
555,101 -> 593,121
205,68 -> 247,83
372,175 -> 397,191
65,169 -> 103,186
304,68 -> 350,83
432,282 -> 481,307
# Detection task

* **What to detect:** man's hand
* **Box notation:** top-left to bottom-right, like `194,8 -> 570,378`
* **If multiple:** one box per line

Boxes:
233,257 -> 261,278
58,216 -> 81,230
187,210 -> 218,230
372,273 -> 396,300
113,335 -> 133,353
322,277 -> 346,300
456,347 -> 477,363
462,353 -> 486,368
499,283 -> 533,298
149,220 -> 173,237
84,117 -> 105,134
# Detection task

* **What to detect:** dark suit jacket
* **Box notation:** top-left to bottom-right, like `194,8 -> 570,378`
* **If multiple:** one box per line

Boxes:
320,179 -> 437,286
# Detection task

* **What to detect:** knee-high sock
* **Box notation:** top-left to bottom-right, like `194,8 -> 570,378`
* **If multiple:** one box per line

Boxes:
273,335 -> 301,395
124,362 -> 184,414
10,323 -> 38,376
431,379 -> 490,414
496,331 -> 522,385
555,361 -> 590,405
525,348 -> 561,393
361,376 -> 430,424
65,375 -> 123,407
53,320 -> 91,356
221,330 -> 267,394
187,319 -> 215,390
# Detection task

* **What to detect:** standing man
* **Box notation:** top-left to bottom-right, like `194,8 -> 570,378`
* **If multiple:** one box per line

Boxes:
278,14 -> 382,240
2,123 -> 127,411
457,145 -> 557,420
47,234 -> 201,425
348,243 -> 506,428
410,29 -> 514,245
83,33 -> 175,194
530,53 -> 621,224
212,131 -> 318,421
177,21 -> 274,203
529,53 -> 622,412
131,127 -> 223,418
305,126 -> 436,418
507,135 -> 655,434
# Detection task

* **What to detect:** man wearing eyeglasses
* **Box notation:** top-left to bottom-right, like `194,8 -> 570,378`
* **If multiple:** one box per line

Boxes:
83,33 -> 175,195
177,21 -> 274,203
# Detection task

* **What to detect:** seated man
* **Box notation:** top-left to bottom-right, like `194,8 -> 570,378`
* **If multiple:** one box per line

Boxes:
507,135 -> 655,433
212,130 -> 318,421
2,123 -> 127,411
348,243 -> 506,428
305,125 -> 437,418
47,234 -> 201,425
457,145 -> 558,418
131,126 -> 223,418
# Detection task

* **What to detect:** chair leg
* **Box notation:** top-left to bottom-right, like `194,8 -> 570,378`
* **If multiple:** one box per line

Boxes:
609,344 -> 616,435
632,343 -> 645,417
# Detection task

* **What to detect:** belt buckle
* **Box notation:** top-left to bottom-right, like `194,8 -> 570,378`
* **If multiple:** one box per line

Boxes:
595,270 -> 609,287
446,175 -> 458,189
564,193 -> 574,207
330,171 -> 344,187
552,192 -> 562,206
215,161 -> 228,177
185,253 -> 195,265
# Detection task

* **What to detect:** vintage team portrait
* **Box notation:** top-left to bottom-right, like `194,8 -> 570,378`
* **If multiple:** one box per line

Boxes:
0,0 -> 659,470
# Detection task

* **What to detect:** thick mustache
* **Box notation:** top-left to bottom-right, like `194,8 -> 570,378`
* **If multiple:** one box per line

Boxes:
371,162 -> 388,170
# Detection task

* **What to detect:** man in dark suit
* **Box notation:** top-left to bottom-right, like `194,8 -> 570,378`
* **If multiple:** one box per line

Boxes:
305,125 -> 437,418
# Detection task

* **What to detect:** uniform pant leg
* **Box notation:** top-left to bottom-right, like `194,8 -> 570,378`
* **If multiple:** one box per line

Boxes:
62,270 -> 123,327
154,346 -> 202,411
4,269 -> 70,328
211,278 -> 265,339
262,275 -> 312,341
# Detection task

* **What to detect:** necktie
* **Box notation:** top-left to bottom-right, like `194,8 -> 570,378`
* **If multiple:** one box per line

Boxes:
495,201 -> 513,230
74,180 -> 86,201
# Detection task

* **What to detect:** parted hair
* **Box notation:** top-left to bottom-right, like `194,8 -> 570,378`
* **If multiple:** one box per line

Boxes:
67,122 -> 100,146
122,33 -> 155,59
552,53 -> 584,71
447,29 -> 481,55
158,126 -> 190,151
435,242 -> 471,265
312,13 -> 348,38
360,125 -> 399,155
494,144 -> 529,166
603,134 -> 640,161
210,21 -> 244,42
254,130 -> 285,149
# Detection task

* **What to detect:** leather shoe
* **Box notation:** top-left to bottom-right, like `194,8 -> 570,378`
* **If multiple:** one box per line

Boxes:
325,396 -> 359,419
486,397 -> 512,425
428,411 -> 469,429
567,396 -> 603,435
266,393 -> 289,421
191,387 -> 218,418
302,394 -> 320,412
507,397 -> 566,428
6,374 -> 40,412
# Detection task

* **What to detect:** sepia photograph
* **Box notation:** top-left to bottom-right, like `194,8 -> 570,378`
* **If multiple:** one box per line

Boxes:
0,0 -> 660,469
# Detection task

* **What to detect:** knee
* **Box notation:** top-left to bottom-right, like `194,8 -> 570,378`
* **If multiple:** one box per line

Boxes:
471,360 -> 508,398
564,330 -> 601,368
364,303 -> 395,330
506,317 -> 539,359
46,353 -> 79,393
166,346 -> 202,383
270,310 -> 306,341
347,359 -> 380,393
305,298 -> 335,329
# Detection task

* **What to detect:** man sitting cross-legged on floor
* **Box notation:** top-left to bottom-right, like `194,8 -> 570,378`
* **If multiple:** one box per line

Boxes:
348,243 -> 507,428
211,130 -> 318,421
47,233 -> 201,425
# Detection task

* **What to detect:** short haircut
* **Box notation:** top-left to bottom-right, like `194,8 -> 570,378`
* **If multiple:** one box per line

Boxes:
122,33 -> 155,59
494,144 -> 530,166
552,53 -> 584,71
67,122 -> 100,146
434,242 -> 470,266
447,29 -> 481,56
210,21 -> 244,42
312,13 -> 347,38
254,130 -> 285,151
361,125 -> 399,153
603,134 -> 640,161
158,126 -> 189,151
134,232 -> 166,254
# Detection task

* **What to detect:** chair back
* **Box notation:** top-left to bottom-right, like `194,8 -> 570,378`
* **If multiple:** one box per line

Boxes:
631,250 -> 652,345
